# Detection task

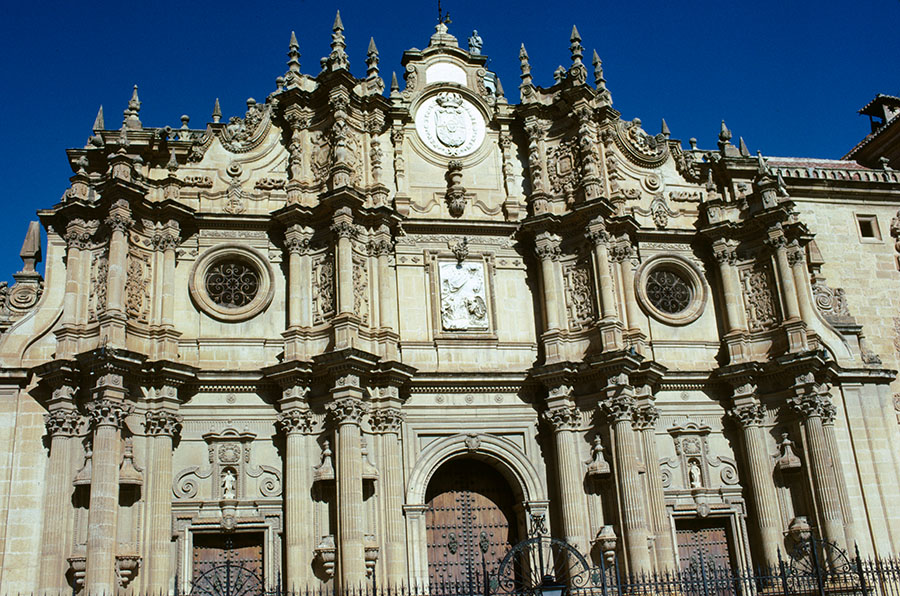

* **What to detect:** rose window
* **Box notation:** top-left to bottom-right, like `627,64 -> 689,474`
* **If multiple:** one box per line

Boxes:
646,269 -> 692,314
205,260 -> 260,308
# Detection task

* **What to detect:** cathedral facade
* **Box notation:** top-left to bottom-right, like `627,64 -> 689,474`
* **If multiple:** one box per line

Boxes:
1,16 -> 899,595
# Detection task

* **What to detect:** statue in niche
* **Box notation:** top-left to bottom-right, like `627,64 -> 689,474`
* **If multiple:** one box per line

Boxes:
689,459 -> 702,488
222,468 -> 237,499
439,262 -> 488,330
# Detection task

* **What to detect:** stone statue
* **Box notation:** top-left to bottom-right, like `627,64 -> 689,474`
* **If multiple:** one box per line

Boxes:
468,30 -> 483,55
689,460 -> 702,488
222,468 -> 236,499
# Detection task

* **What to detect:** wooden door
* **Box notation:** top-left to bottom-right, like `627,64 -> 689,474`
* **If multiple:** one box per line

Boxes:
676,520 -> 737,596
425,459 -> 519,592
191,532 -> 264,596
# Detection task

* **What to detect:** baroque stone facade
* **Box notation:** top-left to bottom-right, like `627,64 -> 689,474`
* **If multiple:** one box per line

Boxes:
1,16 -> 899,595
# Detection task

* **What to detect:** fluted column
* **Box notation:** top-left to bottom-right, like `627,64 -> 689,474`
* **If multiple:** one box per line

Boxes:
534,232 -> 563,332
39,397 -> 82,593
542,397 -> 590,552
729,390 -> 782,567
633,404 -> 676,572
84,387 -> 130,594
712,240 -> 747,334
787,241 -> 815,325
157,223 -> 179,328
143,408 -> 182,592
613,243 -> 644,349
789,377 -> 846,552
102,200 -> 133,346
332,208 -> 356,316
586,218 -> 624,351
276,403 -> 315,590
285,225 -> 313,328
370,407 -> 406,584
821,412 -> 857,550
327,391 -> 368,588
767,228 -> 801,322
601,380 -> 652,574
59,222 -> 90,357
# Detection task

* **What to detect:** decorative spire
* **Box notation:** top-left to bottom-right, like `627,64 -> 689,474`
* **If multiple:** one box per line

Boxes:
568,26 -> 587,84
93,105 -> 105,131
366,37 -> 379,78
756,151 -> 772,177
495,76 -> 505,98
661,118 -> 670,138
287,30 -> 301,74
390,71 -> 400,97
519,44 -> 532,87
739,136 -> 750,157
592,50 -> 606,89
212,98 -> 222,124
123,85 -> 142,129
719,120 -> 732,144
327,10 -> 350,71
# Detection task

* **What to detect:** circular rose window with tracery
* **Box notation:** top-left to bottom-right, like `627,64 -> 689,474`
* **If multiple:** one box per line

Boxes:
646,269 -> 692,314
205,260 -> 260,308
189,244 -> 274,322
635,254 -> 707,326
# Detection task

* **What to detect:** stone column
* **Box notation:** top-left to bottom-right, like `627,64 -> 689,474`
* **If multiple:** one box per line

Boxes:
373,230 -> 397,333
613,244 -> 644,342
370,407 -> 406,584
728,390 -> 782,568
157,223 -> 179,328
633,404 -> 676,572
332,207 -> 356,317
60,222 -> 90,357
586,218 -> 624,351
787,241 -> 815,325
38,398 -> 82,593
821,413 -> 857,550
84,389 -> 130,594
767,228 -> 801,322
601,380 -> 652,574
327,391 -> 368,588
102,200 -> 133,346
712,240 -> 747,334
789,377 -> 846,552
143,408 -> 182,592
276,404 -> 315,590
542,398 -> 590,552
534,232 -> 563,332
285,225 -> 313,328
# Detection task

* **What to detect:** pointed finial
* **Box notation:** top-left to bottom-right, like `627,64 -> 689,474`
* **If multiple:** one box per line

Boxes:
706,168 -> 716,191
756,151 -> 771,176
719,120 -> 732,143
519,44 -> 533,86
212,98 -> 222,123
327,10 -> 350,71
495,76 -> 505,98
367,37 -> 380,76
287,31 -> 301,74
93,105 -> 105,132
592,50 -> 606,89
739,137 -> 750,157
553,65 -> 567,83
123,85 -> 142,129
661,118 -> 670,138
569,25 -> 586,83
19,221 -> 42,274
391,71 -> 399,92
776,170 -> 789,196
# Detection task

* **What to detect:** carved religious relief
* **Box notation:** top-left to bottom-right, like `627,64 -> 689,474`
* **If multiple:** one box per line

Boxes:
547,137 -> 579,203
562,257 -> 595,330
438,261 -> 488,331
220,99 -> 270,153
352,254 -> 369,325
740,262 -> 779,331
661,420 -> 739,490
125,250 -> 151,323
311,251 -> 336,324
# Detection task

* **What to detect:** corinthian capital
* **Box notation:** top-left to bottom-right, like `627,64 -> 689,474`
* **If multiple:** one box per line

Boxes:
275,408 -> 314,435
542,405 -> 581,432
600,395 -> 635,423
534,232 -> 562,261
326,397 -> 368,426
788,392 -> 836,423
144,410 -> 183,438
105,211 -> 133,235
729,401 -> 765,428
87,399 -> 132,429
369,407 -> 404,434
632,404 -> 660,430
44,409 -> 83,437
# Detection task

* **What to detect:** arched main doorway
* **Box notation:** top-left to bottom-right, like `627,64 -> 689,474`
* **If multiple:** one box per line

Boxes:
425,458 -> 520,592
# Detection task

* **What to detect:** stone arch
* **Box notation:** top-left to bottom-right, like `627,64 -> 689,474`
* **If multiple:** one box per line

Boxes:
406,432 -> 546,506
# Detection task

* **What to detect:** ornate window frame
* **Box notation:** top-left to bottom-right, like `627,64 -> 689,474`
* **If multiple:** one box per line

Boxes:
189,243 -> 275,322
635,253 -> 707,326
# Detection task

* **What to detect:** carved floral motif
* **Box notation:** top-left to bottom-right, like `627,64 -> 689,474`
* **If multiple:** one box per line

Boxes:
125,251 -> 150,322
563,259 -> 595,330
353,255 -> 369,324
312,253 -> 335,324
741,263 -> 779,331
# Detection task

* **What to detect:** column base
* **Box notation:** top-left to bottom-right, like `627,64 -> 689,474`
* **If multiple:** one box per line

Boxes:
784,319 -> 809,353
599,319 -> 625,352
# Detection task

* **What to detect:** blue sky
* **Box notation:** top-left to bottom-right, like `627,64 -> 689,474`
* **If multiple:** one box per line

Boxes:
1,0 -> 897,284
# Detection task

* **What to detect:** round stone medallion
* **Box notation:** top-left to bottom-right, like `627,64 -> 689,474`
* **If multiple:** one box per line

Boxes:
414,91 -> 486,157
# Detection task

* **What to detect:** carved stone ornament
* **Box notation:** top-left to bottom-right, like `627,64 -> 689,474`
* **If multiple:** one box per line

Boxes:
729,402 -> 765,428
275,408 -> 314,435
87,399 -> 132,429
369,408 -> 404,434
775,432 -> 802,472
326,397 -> 368,426
312,252 -> 336,324
632,404 -> 660,431
600,395 -> 635,422
439,261 -> 489,331
220,100 -> 270,153
788,392 -> 836,423
585,436 -> 611,477
741,263 -> 779,331
44,408 -> 82,437
664,420 -> 740,490
612,118 -> 669,168
353,255 -> 369,324
414,92 -> 486,157
144,410 -> 183,438
542,405 -> 581,432
563,259 -> 595,330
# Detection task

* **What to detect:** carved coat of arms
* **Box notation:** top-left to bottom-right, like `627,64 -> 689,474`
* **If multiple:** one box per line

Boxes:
439,262 -> 488,331
434,93 -> 467,148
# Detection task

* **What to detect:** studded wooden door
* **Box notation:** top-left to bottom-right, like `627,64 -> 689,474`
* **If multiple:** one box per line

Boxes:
676,520 -> 737,596
425,459 -> 519,593
191,532 -> 265,596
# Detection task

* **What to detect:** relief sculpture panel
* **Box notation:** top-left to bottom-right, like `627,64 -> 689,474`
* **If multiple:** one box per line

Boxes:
439,261 -> 488,331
